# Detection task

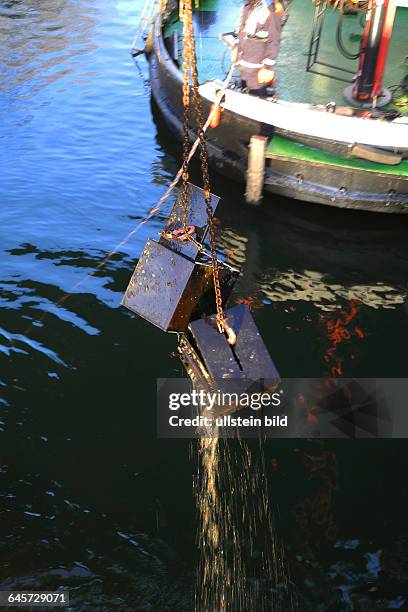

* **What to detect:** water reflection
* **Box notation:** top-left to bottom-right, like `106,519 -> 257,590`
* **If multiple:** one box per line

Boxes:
0,0 -> 98,100
1,0 -> 408,608
220,228 -> 406,311
215,171 -> 408,346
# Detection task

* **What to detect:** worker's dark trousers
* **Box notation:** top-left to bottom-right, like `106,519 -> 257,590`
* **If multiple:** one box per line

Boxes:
241,81 -> 269,98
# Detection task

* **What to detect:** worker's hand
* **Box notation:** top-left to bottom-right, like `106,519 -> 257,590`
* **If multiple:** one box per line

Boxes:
257,67 -> 275,84
231,47 -> 238,63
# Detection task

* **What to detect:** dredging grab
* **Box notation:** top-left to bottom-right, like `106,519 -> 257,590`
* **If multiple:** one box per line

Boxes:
122,181 -> 279,387
123,1 -> 279,389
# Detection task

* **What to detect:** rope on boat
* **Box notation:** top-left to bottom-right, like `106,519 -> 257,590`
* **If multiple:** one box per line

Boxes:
130,0 -> 161,55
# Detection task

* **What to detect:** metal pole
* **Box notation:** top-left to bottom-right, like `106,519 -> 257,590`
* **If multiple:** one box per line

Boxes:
346,0 -> 396,107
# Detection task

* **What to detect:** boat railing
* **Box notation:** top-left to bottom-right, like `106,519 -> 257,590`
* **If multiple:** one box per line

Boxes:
131,0 -> 163,56
306,0 -> 355,83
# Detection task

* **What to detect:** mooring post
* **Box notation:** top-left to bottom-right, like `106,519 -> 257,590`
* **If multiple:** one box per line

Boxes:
246,135 -> 268,205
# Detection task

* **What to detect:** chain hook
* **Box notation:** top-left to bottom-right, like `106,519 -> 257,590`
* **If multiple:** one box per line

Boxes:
217,316 -> 237,346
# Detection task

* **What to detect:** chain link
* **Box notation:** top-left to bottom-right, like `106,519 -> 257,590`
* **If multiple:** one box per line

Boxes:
180,1 -> 193,230
181,0 -> 229,335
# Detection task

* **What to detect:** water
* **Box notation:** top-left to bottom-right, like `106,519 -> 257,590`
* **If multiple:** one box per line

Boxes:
1,0 -> 408,609
195,436 -> 294,611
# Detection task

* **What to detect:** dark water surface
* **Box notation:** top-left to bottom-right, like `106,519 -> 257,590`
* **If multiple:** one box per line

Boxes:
1,1 -> 408,610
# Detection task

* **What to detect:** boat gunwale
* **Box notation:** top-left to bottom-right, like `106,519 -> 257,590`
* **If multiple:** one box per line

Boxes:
199,81 -> 408,155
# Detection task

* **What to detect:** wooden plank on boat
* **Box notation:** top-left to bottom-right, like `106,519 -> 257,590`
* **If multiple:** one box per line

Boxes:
350,144 -> 402,166
246,135 -> 268,205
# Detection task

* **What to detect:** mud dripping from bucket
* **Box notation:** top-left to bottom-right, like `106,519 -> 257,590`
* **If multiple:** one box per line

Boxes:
194,429 -> 297,611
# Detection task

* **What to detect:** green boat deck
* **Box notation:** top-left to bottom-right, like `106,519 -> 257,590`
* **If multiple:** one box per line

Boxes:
266,136 -> 408,176
164,0 -> 408,111
267,137 -> 408,176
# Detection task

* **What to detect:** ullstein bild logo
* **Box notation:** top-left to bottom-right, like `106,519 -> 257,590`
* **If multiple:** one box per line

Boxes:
167,414 -> 287,429
156,379 -> 406,439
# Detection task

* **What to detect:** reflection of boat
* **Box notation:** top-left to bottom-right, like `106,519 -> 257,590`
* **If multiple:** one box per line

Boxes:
248,265 -> 404,311
143,0 -> 408,213
212,186 -> 408,309
220,230 -> 407,311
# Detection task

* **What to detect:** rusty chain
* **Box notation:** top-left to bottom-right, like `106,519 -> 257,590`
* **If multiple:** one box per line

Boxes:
180,0 -> 235,343
180,1 -> 193,229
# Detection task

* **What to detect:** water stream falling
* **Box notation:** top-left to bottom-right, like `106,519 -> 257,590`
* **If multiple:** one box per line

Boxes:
195,431 -> 297,611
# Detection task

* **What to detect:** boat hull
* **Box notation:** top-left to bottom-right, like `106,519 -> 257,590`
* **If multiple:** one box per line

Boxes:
147,19 -> 408,214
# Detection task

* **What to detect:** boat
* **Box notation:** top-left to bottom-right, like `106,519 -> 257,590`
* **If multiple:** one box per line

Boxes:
137,0 -> 408,213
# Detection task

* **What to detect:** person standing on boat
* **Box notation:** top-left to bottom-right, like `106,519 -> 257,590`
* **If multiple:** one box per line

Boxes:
233,0 -> 284,97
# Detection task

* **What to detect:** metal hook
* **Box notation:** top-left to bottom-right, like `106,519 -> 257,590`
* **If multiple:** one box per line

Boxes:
225,325 -> 237,346
217,317 -> 237,346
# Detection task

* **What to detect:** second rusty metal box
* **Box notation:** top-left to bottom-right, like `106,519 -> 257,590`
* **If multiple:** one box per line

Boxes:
179,304 -> 279,383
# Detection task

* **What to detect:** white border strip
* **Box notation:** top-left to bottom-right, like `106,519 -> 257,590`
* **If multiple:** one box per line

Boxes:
199,81 -> 408,150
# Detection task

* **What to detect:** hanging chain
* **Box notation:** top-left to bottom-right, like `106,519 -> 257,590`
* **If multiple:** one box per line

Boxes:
180,1 -> 193,230
180,0 -> 235,344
